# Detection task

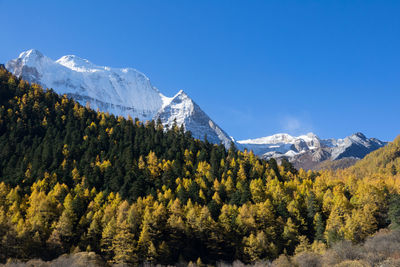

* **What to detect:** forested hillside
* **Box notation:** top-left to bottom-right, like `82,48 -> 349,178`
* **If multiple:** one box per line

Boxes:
1,67 -> 400,266
348,136 -> 400,178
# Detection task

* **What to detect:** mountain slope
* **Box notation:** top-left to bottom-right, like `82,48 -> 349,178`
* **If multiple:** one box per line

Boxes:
6,49 -> 232,147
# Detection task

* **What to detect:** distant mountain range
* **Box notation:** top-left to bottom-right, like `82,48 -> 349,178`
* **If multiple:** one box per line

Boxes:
237,132 -> 387,170
6,49 -> 387,168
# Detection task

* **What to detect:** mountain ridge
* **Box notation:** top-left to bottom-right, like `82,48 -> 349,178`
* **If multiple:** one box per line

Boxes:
6,49 -> 386,165
238,132 -> 387,169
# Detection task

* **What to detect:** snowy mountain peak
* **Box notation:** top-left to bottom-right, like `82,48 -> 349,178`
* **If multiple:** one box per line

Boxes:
6,49 -> 233,148
18,49 -> 44,60
155,90 -> 232,147
15,49 -> 52,68
173,89 -> 190,99
177,89 -> 189,96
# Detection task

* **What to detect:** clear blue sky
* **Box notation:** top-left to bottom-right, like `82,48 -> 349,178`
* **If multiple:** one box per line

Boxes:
1,1 -> 399,141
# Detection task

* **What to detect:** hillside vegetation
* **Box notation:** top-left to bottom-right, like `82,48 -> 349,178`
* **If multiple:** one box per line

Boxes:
348,136 -> 400,178
1,67 -> 400,266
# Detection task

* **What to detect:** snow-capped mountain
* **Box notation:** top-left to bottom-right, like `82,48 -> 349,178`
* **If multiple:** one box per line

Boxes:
329,132 -> 386,160
238,132 -> 386,169
6,49 -> 162,120
238,133 -> 321,156
156,90 -> 232,147
6,49 -> 232,147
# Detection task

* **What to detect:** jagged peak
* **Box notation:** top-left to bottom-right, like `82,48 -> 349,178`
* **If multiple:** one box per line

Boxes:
167,90 -> 193,105
15,49 -> 52,67
4,49 -> 55,75
174,89 -> 189,98
351,132 -> 367,139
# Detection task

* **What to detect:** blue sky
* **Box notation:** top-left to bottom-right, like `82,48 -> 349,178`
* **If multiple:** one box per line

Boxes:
1,0 -> 399,141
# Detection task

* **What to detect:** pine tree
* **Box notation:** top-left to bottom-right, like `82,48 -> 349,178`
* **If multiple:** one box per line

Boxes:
313,213 -> 325,242
47,193 -> 77,253
282,218 -> 298,254
100,217 -> 116,261
112,220 -> 136,264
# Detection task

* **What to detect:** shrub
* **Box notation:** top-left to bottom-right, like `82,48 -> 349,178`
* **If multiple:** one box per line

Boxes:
293,252 -> 321,267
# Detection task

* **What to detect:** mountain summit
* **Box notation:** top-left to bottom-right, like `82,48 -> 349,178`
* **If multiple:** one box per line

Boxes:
6,49 -> 233,147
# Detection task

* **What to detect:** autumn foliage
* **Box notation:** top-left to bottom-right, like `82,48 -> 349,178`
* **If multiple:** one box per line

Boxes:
0,67 -> 400,265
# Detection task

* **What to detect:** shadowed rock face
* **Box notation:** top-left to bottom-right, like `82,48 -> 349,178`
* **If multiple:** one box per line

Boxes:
6,62 -> 42,84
